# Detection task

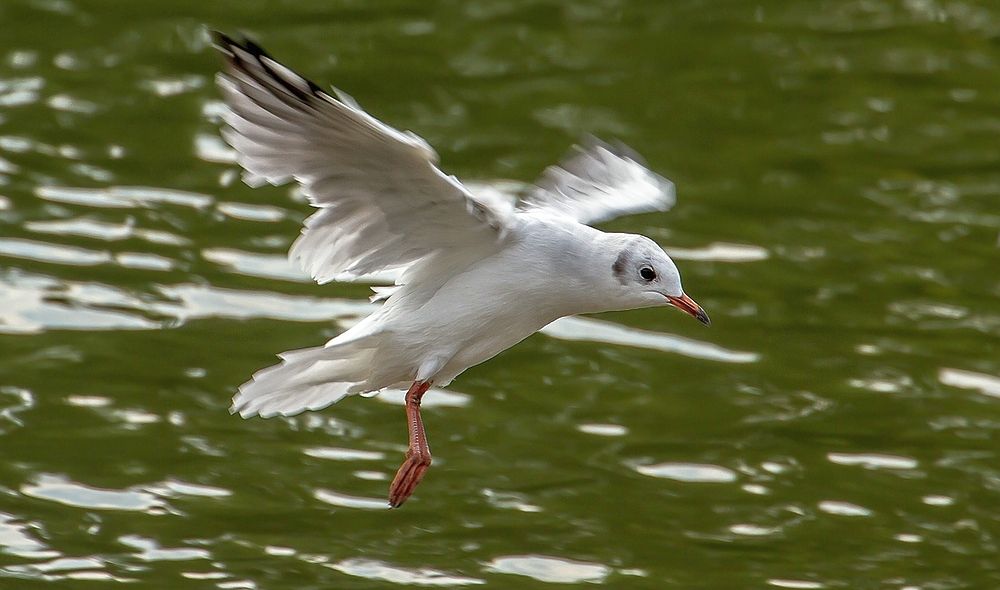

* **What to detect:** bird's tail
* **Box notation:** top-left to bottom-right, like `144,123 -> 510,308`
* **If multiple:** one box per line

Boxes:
232,341 -> 377,419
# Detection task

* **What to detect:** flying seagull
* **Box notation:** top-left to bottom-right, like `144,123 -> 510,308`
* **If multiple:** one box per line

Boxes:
212,32 -> 710,507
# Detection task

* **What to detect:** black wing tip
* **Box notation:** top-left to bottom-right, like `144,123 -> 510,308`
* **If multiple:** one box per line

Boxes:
209,29 -> 232,46
210,30 -> 243,55
209,30 -> 273,62
210,30 -> 253,50
210,30 -> 328,100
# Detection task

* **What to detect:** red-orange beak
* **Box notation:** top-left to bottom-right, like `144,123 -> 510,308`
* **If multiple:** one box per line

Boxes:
666,294 -> 711,326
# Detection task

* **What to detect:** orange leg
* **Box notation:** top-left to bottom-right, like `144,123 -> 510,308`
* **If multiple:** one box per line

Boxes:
388,380 -> 432,507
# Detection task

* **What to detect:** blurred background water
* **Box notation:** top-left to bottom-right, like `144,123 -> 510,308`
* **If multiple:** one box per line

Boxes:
1,0 -> 999,588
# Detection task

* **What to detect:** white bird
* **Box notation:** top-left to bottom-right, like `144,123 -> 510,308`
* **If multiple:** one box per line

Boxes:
212,33 -> 710,507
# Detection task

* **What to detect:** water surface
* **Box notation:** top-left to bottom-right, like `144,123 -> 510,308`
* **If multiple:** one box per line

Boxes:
2,1 -> 999,588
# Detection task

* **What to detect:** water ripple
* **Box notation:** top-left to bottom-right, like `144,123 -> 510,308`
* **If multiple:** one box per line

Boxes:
827,452 -> 918,470
0,386 -> 35,432
194,133 -> 238,163
480,489 -> 542,513
576,423 -> 628,437
2,556 -> 132,583
375,387 -> 472,408
0,238 -> 110,266
47,93 -> 98,114
313,489 -> 388,510
669,242 -> 769,262
21,474 -> 166,513
0,76 -> 43,107
119,534 -> 210,562
215,201 -> 288,222
939,367 -> 1000,398
202,248 -> 306,282
36,185 -> 213,210
303,447 -> 385,461
483,555 -> 611,584
543,316 -> 759,363
146,480 -> 232,499
0,513 -> 57,559
817,500 -> 873,517
635,462 -> 738,483
329,558 -> 485,586
767,579 -> 824,589
25,217 -> 135,241
0,271 -> 157,333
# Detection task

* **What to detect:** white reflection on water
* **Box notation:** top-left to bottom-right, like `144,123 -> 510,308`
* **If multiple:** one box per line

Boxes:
202,248 -> 307,282
0,238 -> 110,266
152,285 -> 373,323
181,571 -> 229,580
115,252 -> 174,271
635,462 -> 737,483
729,523 -> 780,537
215,201 -> 288,222
0,386 -> 34,431
313,489 -> 388,510
328,558 -> 485,586
922,495 -> 955,506
118,534 -> 210,562
543,316 -> 759,363
668,242 -> 769,262
25,217 -> 134,241
36,185 -> 213,210
1,556 -> 136,583
303,447 -> 385,461
217,580 -> 257,589
24,217 -> 186,259
376,387 -> 472,408
0,513 -> 58,559
21,474 -> 165,512
194,132 -> 238,163
767,579 -> 824,589
827,452 -> 917,470
0,271 -> 158,334
817,500 -> 872,517
576,423 -> 628,436
0,76 -> 42,107
939,367 -> 1000,398
7,50 -> 37,69
481,489 -> 543,513
139,75 -> 205,97
47,93 -> 98,114
146,480 -> 232,499
483,555 -> 610,584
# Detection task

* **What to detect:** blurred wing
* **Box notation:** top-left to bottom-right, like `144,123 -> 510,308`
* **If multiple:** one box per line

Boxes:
213,33 -> 510,283
522,139 -> 675,225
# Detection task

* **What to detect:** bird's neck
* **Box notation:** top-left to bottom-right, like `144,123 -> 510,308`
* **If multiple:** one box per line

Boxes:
540,228 -> 628,317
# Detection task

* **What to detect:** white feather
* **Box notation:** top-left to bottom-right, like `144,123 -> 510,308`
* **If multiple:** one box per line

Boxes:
523,138 -> 676,224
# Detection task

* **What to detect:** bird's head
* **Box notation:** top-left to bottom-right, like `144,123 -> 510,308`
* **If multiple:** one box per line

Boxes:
606,234 -> 710,325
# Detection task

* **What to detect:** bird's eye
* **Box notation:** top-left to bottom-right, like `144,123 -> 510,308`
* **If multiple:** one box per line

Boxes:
639,266 -> 656,281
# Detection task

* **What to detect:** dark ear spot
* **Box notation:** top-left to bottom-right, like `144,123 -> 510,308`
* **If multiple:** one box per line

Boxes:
612,250 -> 630,284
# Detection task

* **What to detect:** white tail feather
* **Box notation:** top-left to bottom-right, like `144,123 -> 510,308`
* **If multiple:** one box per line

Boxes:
232,343 -> 375,418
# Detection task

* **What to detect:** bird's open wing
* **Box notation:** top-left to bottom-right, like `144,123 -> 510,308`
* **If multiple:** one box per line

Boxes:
213,33 -> 510,283
521,139 -> 675,225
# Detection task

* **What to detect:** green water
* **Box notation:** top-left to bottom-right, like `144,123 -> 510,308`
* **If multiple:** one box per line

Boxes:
2,0 -> 999,587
